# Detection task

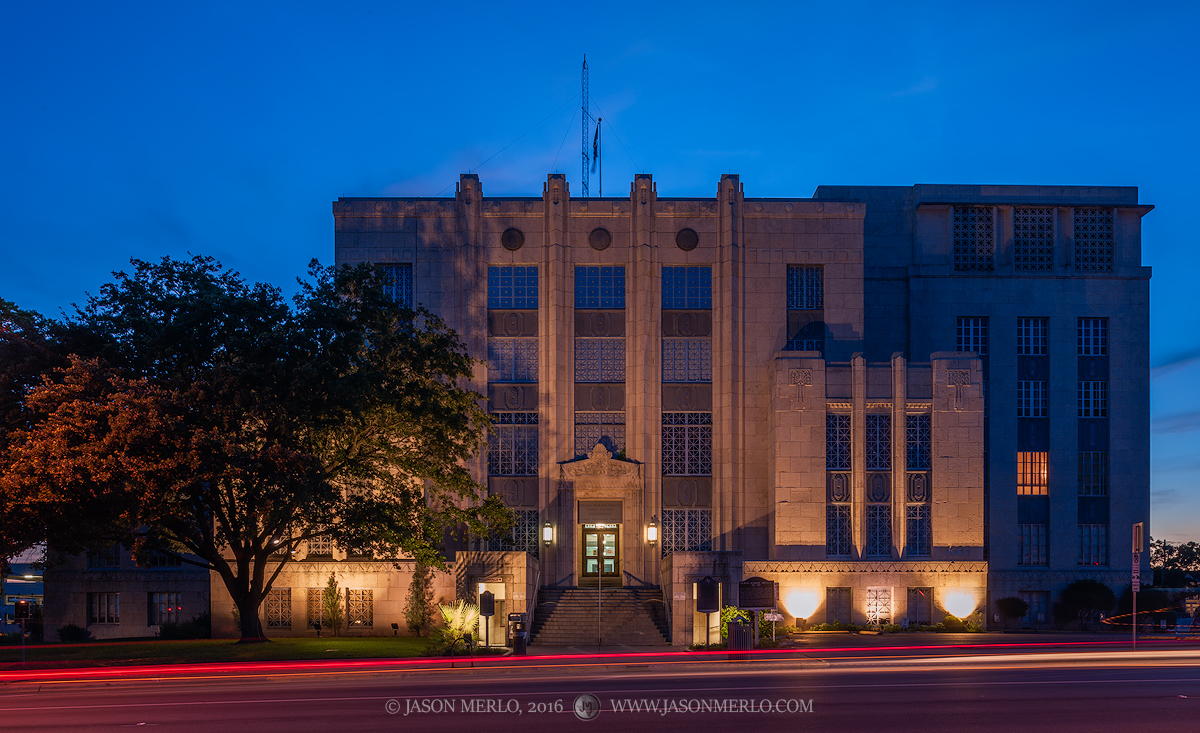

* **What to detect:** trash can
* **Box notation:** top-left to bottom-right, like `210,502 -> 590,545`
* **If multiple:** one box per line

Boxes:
728,620 -> 754,651
513,622 -> 528,656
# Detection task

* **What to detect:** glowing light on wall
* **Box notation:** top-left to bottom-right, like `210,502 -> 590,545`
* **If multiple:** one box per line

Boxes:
942,590 -> 978,619
782,589 -> 821,619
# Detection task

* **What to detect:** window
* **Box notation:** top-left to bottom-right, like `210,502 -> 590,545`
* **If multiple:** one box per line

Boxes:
906,505 -> 931,557
574,338 -> 625,382
1078,318 -> 1107,356
905,415 -> 931,471
956,317 -> 988,356
488,338 -> 538,382
307,532 -> 334,556
1018,524 -> 1048,566
826,505 -> 852,557
379,264 -> 413,307
488,508 -> 540,555
660,509 -> 712,554
907,587 -> 933,625
1078,451 -> 1108,496
89,592 -> 119,625
662,412 -> 712,476
662,339 -> 712,382
487,266 -> 538,309
1017,452 -> 1048,496
826,587 -> 851,625
1019,591 -> 1049,624
787,266 -> 824,310
1078,525 -> 1108,566
346,589 -> 373,628
86,545 -> 121,569
574,412 -> 625,457
866,587 -> 892,626
1014,207 -> 1055,272
866,505 -> 891,558
1078,381 -> 1108,418
575,266 -> 625,309
487,413 -> 538,476
826,414 -> 852,471
952,206 -> 995,271
265,588 -> 292,628
148,592 -> 181,626
662,266 -> 712,309
1073,208 -> 1114,273
865,414 -> 891,471
307,589 -> 327,629
146,551 -> 182,568
1017,317 -> 1048,355
1017,380 -> 1047,417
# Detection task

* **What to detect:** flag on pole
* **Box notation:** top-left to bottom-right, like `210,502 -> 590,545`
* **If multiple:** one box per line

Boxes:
592,124 -> 599,173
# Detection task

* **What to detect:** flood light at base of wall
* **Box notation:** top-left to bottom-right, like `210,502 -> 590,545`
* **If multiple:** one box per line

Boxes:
783,589 -> 821,620
942,590 -> 978,619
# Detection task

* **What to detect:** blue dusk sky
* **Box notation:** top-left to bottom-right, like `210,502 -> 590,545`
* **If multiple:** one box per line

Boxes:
2,2 -> 1197,541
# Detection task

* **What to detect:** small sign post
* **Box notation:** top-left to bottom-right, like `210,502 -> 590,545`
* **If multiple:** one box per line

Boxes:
1132,523 -> 1143,651
738,577 -> 778,649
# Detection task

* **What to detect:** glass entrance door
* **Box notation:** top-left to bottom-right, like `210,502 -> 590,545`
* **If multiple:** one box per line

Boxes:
582,524 -> 620,586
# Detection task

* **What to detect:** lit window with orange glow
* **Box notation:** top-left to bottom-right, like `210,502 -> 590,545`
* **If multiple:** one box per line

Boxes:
1017,452 -> 1048,496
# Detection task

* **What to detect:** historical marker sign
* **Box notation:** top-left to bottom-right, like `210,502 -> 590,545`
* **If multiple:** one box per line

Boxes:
738,576 -> 777,611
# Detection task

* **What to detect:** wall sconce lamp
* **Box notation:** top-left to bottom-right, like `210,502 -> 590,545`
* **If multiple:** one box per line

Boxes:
647,516 -> 658,546
543,521 -> 553,546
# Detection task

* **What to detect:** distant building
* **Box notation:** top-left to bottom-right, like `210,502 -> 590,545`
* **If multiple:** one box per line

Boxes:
2,545 -> 44,632
223,173 -> 1151,642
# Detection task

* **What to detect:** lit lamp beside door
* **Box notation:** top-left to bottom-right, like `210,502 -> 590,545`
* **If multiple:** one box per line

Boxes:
542,521 -> 554,547
647,517 -> 658,547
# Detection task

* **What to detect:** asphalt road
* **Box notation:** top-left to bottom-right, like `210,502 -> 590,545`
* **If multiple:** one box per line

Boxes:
1,649 -> 1197,732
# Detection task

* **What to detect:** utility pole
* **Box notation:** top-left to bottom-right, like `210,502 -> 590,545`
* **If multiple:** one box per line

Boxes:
581,56 -> 589,198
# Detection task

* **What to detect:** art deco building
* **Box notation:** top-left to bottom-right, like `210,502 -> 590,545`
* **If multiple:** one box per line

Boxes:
203,174 -> 1150,644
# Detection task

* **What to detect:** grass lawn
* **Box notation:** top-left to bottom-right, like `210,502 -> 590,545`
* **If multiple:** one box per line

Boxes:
0,635 -> 462,669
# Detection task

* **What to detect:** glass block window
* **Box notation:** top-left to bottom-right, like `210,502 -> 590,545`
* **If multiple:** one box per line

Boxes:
575,266 -> 625,309
89,592 -> 120,624
1014,207 -> 1055,272
307,588 -> 327,629
574,412 -> 625,457
826,505 -> 852,557
265,588 -> 291,628
87,545 -> 122,569
1073,208 -> 1114,273
662,412 -> 713,476
1018,524 -> 1048,566
574,338 -> 625,382
379,264 -> 413,308
148,592 -> 180,626
488,338 -> 538,382
662,266 -> 712,309
307,532 -> 334,556
826,414 -> 852,471
787,266 -> 824,309
1078,381 -> 1108,418
906,505 -> 931,557
865,414 -> 891,471
956,317 -> 988,356
488,508 -> 540,556
1078,451 -> 1108,496
347,589 -> 373,628
1017,452 -> 1048,496
1017,317 -> 1048,355
1078,318 -> 1108,356
487,266 -> 538,309
905,415 -> 931,471
952,206 -> 995,271
488,413 -> 538,476
662,339 -> 712,382
1078,524 -> 1108,566
866,505 -> 892,558
866,587 -> 892,626
1017,380 -> 1047,418
660,508 -> 712,555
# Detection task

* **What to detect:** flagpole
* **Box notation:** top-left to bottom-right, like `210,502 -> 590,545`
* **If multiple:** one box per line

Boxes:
598,118 -> 602,197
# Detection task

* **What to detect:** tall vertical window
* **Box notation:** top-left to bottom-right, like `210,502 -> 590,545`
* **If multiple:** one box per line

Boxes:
1017,452 -> 1048,496
661,509 -> 713,553
786,266 -> 823,310
265,588 -> 291,628
956,317 -> 988,356
1019,591 -> 1050,624
86,545 -> 122,569
1017,380 -> 1047,417
347,589 -> 373,628
379,264 -> 413,307
826,505 -> 852,557
952,206 -> 995,271
1017,317 -> 1048,355
1077,381 -> 1108,418
487,266 -> 538,309
575,412 -> 625,456
489,508 -> 540,554
574,339 -> 625,382
905,415 -> 931,471
148,592 -> 180,626
826,414 -> 852,471
89,593 -> 120,624
906,505 -> 931,557
662,266 -> 712,309
1018,525 -> 1048,566
1073,208 -> 1115,273
1078,525 -> 1108,566
1078,318 -> 1108,356
487,413 -> 538,476
662,412 -> 713,476
865,505 -> 891,558
1078,451 -> 1108,496
662,339 -> 712,382
575,266 -> 625,308
1014,207 -> 1055,272
865,414 -> 891,471
488,339 -> 537,382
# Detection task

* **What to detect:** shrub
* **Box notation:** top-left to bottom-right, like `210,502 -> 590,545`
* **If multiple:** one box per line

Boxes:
883,623 -> 903,633
942,614 -> 966,631
160,613 -> 211,640
427,600 -> 481,654
1059,580 -> 1116,630
57,624 -> 93,642
995,596 -> 1029,628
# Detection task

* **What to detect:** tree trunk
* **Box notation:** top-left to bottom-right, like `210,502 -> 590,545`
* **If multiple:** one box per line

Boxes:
236,593 -> 268,643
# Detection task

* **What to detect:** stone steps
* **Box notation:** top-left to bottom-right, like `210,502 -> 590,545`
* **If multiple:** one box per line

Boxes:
530,587 -> 670,646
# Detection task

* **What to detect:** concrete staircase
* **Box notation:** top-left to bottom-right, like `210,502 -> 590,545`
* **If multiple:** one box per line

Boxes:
530,587 -> 670,646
